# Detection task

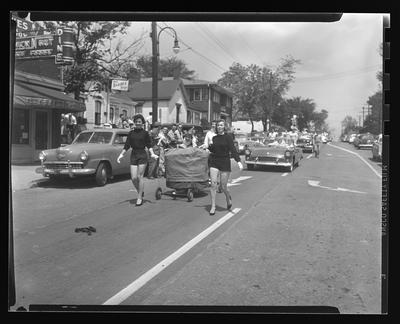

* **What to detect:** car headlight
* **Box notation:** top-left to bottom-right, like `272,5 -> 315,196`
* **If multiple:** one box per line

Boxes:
285,151 -> 291,157
79,151 -> 89,161
39,151 -> 46,161
245,149 -> 251,156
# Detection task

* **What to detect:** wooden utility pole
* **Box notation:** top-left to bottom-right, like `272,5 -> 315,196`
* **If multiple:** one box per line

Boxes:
151,21 -> 158,124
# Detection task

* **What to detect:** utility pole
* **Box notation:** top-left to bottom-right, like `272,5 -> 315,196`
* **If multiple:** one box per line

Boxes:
151,21 -> 158,125
362,106 -> 366,127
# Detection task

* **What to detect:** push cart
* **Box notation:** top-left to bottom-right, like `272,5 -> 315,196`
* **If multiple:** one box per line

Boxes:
155,147 -> 210,202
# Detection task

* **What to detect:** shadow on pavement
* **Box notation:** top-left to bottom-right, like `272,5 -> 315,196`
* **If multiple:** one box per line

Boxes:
34,174 -> 131,189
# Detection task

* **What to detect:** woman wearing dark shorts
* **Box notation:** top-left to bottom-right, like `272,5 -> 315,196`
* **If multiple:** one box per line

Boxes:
117,114 -> 158,206
208,119 -> 243,215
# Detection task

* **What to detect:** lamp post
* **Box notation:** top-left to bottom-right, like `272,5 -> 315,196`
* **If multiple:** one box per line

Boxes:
151,22 -> 180,125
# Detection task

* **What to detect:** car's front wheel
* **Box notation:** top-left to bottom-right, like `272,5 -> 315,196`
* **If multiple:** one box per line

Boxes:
95,162 -> 109,186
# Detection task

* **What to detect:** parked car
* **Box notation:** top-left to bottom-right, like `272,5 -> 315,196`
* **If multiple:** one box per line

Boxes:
244,141 -> 303,172
354,133 -> 375,149
348,133 -> 357,143
372,134 -> 383,161
36,129 -> 132,186
296,135 -> 314,153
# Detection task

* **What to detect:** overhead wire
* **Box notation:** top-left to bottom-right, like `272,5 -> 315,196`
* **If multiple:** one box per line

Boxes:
160,22 -> 227,73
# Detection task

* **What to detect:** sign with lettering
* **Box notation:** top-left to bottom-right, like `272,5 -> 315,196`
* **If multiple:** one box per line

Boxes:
111,79 -> 129,91
15,34 -> 59,59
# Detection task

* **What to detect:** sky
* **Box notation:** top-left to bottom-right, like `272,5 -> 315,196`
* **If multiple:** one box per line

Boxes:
121,14 -> 385,136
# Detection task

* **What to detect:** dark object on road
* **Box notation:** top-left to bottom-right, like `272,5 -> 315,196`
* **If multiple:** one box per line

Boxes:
75,226 -> 97,235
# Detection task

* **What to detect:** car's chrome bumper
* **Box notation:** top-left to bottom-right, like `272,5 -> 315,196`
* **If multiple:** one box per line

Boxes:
245,160 -> 292,167
36,162 -> 96,177
358,144 -> 373,148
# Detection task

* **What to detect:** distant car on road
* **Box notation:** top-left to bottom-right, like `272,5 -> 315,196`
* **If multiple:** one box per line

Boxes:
296,135 -> 314,153
37,128 -> 132,186
354,133 -> 375,149
372,134 -> 382,161
244,140 -> 303,172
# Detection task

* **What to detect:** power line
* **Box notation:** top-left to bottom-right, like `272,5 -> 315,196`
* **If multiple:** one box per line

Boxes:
195,22 -> 240,63
295,65 -> 381,83
160,22 -> 227,73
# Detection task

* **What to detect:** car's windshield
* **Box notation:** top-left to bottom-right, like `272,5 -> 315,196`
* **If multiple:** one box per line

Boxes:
73,132 -> 93,144
89,132 -> 113,144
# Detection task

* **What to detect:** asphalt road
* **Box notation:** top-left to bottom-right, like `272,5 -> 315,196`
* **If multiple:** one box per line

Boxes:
10,142 -> 383,314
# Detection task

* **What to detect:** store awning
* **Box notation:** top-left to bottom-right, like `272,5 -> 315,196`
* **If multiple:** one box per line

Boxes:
12,82 -> 86,112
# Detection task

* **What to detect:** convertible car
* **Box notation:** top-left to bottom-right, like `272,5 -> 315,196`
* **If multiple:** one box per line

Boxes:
244,140 -> 303,172
36,128 -> 132,186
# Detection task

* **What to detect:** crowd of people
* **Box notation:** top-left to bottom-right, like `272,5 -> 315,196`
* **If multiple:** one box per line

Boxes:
117,114 -> 242,214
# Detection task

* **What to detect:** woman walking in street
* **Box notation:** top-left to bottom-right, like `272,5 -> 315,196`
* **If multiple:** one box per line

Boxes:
208,119 -> 243,215
117,114 -> 159,206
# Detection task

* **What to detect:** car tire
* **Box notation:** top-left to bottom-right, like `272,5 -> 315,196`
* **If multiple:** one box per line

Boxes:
247,164 -> 254,170
95,162 -> 108,186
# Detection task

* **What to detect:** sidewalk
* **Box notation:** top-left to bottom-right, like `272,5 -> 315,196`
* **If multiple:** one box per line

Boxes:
10,163 -> 47,191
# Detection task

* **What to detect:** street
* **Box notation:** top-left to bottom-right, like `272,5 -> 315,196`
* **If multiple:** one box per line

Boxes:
10,142 -> 383,313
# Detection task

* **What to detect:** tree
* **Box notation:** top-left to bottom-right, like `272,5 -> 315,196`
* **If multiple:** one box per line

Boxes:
257,56 -> 301,131
134,55 -> 197,80
363,91 -> 382,134
218,63 -> 262,132
43,21 -> 145,99
341,115 -> 359,135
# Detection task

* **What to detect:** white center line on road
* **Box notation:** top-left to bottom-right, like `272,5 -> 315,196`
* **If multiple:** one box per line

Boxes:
327,143 -> 382,178
103,207 -> 242,305
281,173 -> 288,177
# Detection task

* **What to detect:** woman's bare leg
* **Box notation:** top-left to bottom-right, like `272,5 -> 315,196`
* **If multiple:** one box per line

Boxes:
209,167 -> 219,213
219,171 -> 231,207
136,163 -> 147,203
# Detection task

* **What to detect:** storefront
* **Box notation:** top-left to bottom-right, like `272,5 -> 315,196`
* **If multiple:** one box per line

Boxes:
11,71 -> 85,163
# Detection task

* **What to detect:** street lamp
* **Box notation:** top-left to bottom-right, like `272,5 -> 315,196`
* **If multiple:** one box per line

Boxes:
151,22 -> 180,125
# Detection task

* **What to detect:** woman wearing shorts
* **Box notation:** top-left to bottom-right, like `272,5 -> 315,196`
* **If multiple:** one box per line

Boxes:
117,114 -> 158,206
208,119 -> 243,215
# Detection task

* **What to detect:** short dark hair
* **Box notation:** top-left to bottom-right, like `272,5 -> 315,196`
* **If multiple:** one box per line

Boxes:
133,114 -> 145,124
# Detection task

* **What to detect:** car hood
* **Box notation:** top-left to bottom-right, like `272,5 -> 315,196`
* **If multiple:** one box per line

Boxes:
43,143 -> 110,161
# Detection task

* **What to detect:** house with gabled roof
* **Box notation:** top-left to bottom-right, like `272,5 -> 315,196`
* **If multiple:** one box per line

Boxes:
127,77 -> 206,125
182,79 -> 234,125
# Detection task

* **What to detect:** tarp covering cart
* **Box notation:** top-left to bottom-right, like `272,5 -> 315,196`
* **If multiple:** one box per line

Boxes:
155,147 -> 210,201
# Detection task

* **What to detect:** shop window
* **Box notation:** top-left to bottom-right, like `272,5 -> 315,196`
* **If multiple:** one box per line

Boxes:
12,108 -> 30,144
122,109 -> 127,118
135,105 -> 142,115
95,101 -> 102,125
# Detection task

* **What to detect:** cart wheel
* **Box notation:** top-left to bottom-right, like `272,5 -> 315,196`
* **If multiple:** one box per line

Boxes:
155,188 -> 162,200
187,189 -> 194,202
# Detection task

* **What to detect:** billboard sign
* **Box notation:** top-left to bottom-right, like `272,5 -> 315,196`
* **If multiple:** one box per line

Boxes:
111,79 -> 129,91
15,34 -> 59,59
